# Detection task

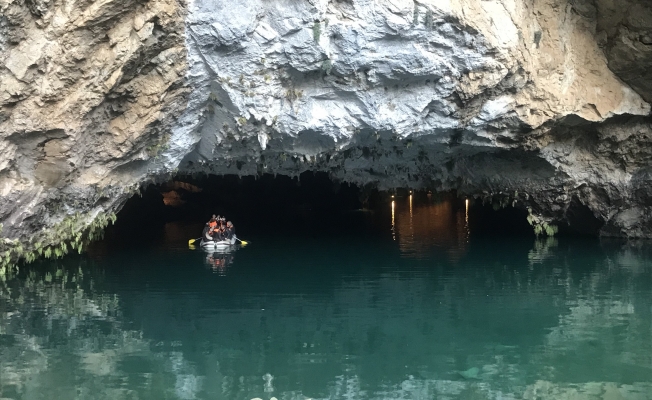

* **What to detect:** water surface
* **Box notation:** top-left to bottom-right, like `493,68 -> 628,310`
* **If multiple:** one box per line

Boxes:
1,197 -> 651,399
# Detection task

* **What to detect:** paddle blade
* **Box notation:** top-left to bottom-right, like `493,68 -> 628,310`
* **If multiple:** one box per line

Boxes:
188,238 -> 197,245
240,241 -> 248,246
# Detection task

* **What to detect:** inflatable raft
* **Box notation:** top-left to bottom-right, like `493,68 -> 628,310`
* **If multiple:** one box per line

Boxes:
200,236 -> 237,248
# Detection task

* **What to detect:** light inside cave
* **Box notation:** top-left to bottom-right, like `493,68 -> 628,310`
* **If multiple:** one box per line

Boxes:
97,171 -> 568,256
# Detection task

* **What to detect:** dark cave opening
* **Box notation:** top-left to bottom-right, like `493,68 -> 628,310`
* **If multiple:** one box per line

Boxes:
562,196 -> 604,236
466,199 -> 533,237
112,172 -> 364,235
104,172 -> 539,247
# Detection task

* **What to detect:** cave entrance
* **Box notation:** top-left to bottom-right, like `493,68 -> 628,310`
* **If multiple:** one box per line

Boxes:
111,172 -> 365,236
99,172 -> 535,252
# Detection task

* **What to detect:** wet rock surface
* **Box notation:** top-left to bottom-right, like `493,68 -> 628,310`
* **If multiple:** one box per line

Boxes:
1,0 -> 652,264
0,0 -> 188,261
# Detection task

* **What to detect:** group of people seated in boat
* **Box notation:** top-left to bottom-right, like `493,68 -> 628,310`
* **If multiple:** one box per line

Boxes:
202,215 -> 235,242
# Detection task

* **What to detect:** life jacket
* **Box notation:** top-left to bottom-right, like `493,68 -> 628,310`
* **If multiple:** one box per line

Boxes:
209,220 -> 217,228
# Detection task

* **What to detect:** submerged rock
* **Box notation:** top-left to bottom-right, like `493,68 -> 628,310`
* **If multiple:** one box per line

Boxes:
1,0 -> 652,262
458,367 -> 481,380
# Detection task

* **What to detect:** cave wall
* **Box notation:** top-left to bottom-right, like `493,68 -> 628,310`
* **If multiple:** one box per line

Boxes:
1,0 -> 652,264
598,0 -> 652,104
173,0 -> 652,237
0,0 -> 188,248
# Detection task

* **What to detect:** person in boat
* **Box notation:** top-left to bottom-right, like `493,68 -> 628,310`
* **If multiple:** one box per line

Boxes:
212,224 -> 227,241
207,218 -> 219,239
225,221 -> 235,240
209,216 -> 218,230
202,222 -> 214,242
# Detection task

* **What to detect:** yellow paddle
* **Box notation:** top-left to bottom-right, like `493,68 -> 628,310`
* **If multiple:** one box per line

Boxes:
235,237 -> 249,245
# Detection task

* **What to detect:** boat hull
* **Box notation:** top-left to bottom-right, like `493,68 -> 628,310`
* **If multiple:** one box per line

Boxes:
200,237 -> 237,248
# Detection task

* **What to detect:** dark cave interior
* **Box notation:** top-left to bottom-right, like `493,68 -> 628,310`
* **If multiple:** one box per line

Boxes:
107,172 -> 545,242
106,172 -> 602,248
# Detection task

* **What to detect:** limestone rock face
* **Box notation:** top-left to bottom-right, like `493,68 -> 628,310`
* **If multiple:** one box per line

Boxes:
174,0 -> 651,237
0,0 -> 188,249
598,0 -> 652,103
1,0 -> 652,260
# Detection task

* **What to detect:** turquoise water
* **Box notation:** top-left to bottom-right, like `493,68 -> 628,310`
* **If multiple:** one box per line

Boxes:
1,197 -> 652,399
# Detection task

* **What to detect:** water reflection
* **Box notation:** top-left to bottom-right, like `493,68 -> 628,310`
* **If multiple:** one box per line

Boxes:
391,195 -> 468,260
0,260 -> 210,399
2,225 -> 652,399
391,200 -> 395,241
203,247 -> 237,275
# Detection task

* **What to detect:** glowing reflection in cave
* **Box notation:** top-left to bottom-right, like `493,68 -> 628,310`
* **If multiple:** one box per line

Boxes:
392,196 -> 468,260
409,194 -> 414,244
391,200 -> 396,241
465,198 -> 470,243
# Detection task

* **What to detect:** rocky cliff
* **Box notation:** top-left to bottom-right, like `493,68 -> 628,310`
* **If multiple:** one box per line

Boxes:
1,0 -> 651,265
0,0 -> 188,264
